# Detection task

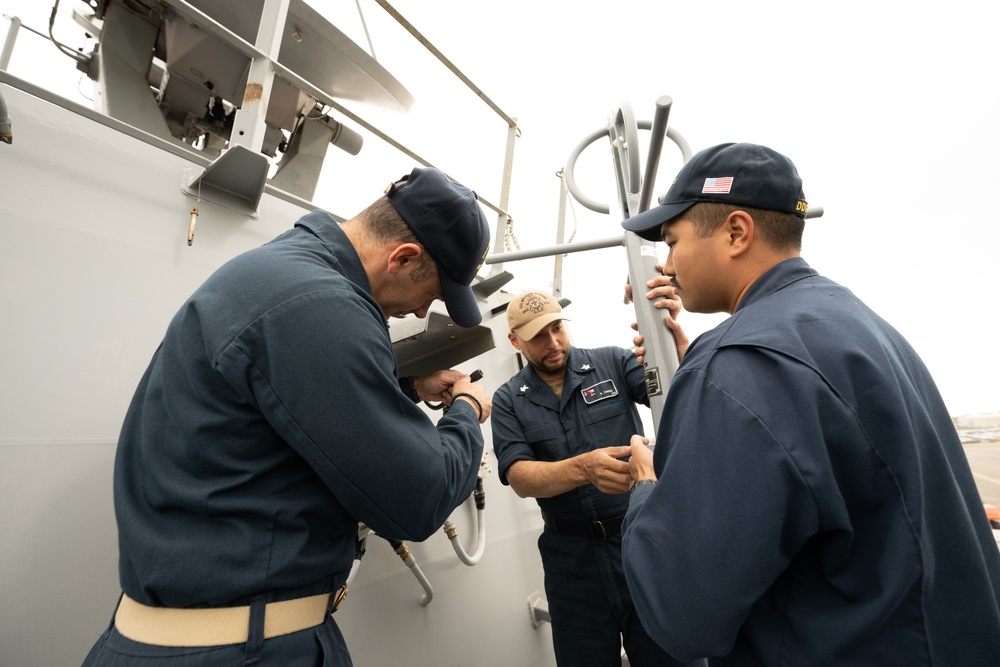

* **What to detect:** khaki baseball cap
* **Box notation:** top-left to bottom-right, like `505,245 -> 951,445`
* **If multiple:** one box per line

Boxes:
506,290 -> 569,340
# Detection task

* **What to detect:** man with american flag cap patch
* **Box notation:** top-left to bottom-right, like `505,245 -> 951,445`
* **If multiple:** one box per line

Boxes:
620,142 -> 1000,666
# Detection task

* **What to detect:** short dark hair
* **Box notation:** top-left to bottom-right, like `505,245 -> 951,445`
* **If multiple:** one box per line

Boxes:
684,196 -> 805,252
357,196 -> 438,281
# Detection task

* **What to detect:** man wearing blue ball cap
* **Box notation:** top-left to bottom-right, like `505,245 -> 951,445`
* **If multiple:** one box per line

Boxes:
621,143 -> 1000,665
84,167 -> 492,666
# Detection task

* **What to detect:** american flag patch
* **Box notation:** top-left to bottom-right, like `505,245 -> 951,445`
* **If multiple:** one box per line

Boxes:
702,177 -> 733,194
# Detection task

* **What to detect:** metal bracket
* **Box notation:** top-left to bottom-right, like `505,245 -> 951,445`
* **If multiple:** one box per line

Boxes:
526,590 -> 550,629
181,144 -> 269,217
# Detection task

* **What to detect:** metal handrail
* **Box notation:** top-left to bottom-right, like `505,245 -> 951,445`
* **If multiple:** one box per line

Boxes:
0,3 -> 517,221
373,0 -> 516,129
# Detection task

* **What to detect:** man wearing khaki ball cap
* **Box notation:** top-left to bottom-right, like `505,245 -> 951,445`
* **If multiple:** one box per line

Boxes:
491,289 -> 698,667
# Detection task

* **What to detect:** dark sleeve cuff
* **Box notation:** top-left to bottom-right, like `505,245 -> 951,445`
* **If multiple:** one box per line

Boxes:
399,376 -> 419,403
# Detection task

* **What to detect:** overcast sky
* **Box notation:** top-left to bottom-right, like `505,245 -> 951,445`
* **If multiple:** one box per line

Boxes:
3,0 -> 997,416
356,0 -> 1000,418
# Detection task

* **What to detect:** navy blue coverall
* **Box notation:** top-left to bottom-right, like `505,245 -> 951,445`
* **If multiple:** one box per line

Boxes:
623,257 -> 1000,666
492,346 -> 694,666
83,211 -> 485,666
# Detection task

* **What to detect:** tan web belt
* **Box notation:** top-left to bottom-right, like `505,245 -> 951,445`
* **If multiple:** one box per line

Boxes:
115,585 -> 346,647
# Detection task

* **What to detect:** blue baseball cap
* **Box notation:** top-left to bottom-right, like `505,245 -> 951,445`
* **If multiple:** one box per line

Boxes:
622,143 -> 808,241
385,167 -> 490,327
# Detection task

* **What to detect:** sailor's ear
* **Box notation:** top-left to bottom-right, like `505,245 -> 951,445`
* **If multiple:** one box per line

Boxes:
725,210 -> 754,258
387,243 -> 423,274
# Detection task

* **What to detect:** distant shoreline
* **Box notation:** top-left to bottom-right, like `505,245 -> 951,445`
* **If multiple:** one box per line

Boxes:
955,414 -> 1000,445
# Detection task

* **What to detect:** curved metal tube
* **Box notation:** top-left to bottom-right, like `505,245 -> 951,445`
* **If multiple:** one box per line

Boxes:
443,510 -> 486,565
386,538 -> 434,606
402,549 -> 434,606
563,126 -> 611,213
610,102 -> 641,200
565,122 -> 692,215
443,478 -> 486,565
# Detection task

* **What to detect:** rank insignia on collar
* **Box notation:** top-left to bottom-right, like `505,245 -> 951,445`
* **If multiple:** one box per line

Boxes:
581,364 -> 591,370
519,385 -> 529,393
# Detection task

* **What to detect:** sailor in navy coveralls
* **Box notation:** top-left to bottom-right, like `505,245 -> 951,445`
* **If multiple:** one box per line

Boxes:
491,290 -> 699,667
620,143 -> 1000,666
82,168 -> 493,666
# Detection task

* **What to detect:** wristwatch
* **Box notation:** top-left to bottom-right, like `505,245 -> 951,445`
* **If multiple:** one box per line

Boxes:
632,479 -> 657,490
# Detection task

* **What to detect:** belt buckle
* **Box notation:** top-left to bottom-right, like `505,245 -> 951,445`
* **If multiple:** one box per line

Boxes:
332,584 -> 348,612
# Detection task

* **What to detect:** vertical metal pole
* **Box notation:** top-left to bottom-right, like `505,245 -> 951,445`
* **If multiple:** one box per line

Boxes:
1,16 -> 21,70
623,231 -> 678,427
638,96 -> 673,212
552,171 -> 568,299
489,117 -> 518,275
614,99 -> 682,430
228,0 -> 290,153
